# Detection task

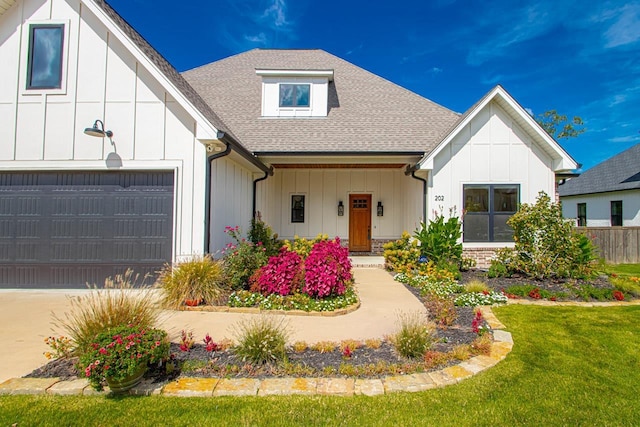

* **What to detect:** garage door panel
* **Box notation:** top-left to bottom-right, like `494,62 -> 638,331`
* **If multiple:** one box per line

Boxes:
0,171 -> 174,288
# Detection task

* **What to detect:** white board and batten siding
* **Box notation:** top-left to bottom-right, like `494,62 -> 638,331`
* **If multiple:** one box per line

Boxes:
209,156 -> 255,254
0,0 -> 212,260
256,168 -> 422,241
429,100 -> 556,246
561,190 -> 640,227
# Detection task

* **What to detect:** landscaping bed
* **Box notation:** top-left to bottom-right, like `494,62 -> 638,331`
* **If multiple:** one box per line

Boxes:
26,304 -> 485,383
459,269 -> 622,302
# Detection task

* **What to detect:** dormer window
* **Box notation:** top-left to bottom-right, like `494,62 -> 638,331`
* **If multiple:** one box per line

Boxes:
279,84 -> 310,107
256,69 -> 333,118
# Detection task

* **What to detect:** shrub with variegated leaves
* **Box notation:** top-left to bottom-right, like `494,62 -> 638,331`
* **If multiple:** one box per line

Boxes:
252,247 -> 303,296
303,238 -> 352,298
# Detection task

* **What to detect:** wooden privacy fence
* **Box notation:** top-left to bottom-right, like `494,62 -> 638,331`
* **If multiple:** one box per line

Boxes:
575,227 -> 640,264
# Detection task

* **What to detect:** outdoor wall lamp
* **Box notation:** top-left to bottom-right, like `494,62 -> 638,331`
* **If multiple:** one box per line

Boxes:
338,201 -> 344,216
377,201 -> 384,217
84,119 -> 113,138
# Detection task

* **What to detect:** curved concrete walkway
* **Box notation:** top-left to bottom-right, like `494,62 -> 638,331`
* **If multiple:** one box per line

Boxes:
0,268 -> 425,383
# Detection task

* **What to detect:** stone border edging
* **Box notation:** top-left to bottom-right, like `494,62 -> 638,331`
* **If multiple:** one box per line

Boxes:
0,307 -> 512,397
178,301 -> 361,317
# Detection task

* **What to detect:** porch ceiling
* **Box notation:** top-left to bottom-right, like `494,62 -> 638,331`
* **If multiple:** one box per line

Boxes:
0,0 -> 16,17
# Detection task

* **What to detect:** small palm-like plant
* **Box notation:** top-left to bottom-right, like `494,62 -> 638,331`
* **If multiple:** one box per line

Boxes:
159,255 -> 227,308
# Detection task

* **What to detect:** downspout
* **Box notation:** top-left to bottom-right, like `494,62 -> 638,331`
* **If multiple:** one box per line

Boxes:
405,165 -> 427,222
252,167 -> 274,220
204,141 -> 231,254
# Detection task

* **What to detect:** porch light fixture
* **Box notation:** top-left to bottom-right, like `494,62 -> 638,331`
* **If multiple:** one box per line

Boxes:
338,201 -> 344,216
377,201 -> 384,217
84,120 -> 113,138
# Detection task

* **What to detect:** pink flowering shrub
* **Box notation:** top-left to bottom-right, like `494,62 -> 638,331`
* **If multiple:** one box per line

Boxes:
253,247 -> 304,296
303,238 -> 352,298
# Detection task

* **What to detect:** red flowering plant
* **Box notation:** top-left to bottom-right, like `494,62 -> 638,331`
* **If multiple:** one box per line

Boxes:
78,324 -> 170,391
303,238 -> 353,298
252,247 -> 304,296
613,290 -> 625,301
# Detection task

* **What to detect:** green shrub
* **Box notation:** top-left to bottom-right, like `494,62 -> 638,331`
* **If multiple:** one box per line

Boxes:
52,270 -> 159,354
423,296 -> 457,328
222,226 -> 269,290
503,192 -> 598,279
159,255 -> 227,308
488,258 -> 510,278
248,218 -> 282,257
392,311 -> 435,359
232,316 -> 289,364
610,276 -> 640,297
414,209 -> 462,268
574,284 -> 614,302
383,231 -> 421,273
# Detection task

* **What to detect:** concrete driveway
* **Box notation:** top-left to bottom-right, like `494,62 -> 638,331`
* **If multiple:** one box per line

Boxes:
0,267 -> 426,383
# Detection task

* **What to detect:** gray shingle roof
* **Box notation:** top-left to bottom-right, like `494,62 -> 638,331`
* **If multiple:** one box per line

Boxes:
558,143 -> 640,196
182,49 -> 460,153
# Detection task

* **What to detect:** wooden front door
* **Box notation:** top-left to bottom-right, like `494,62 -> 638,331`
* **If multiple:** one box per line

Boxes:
349,194 -> 371,252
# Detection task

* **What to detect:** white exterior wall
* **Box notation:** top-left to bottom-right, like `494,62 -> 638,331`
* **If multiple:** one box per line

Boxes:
256,168 -> 422,240
429,101 -> 556,247
209,156 -> 255,253
0,0 -> 210,260
561,190 -> 640,226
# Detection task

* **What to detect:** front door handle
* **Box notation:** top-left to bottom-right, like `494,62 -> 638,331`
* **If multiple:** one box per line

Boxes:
368,226 -> 371,240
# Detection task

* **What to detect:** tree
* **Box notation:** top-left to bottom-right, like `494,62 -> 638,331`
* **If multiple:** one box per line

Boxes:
535,109 -> 585,140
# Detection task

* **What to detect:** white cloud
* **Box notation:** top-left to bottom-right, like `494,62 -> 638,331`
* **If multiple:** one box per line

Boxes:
218,0 -> 297,50
604,3 -> 640,48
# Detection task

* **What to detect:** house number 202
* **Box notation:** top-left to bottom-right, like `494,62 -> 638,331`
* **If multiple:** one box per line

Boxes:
434,195 -> 444,202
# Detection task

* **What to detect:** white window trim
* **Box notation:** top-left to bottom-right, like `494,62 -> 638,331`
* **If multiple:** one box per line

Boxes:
20,19 -> 70,96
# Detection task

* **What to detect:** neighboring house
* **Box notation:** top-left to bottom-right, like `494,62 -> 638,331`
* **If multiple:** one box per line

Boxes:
559,143 -> 640,227
0,0 -> 577,287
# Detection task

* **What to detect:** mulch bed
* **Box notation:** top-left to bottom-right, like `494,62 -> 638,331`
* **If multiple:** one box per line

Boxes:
26,296 -> 481,383
459,268 -> 614,300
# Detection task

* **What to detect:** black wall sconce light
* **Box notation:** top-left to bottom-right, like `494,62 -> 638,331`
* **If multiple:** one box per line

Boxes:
84,119 -> 113,138
377,201 -> 384,217
338,201 -> 344,216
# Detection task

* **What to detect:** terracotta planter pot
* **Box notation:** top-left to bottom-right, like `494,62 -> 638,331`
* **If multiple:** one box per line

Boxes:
184,299 -> 203,307
105,363 -> 146,394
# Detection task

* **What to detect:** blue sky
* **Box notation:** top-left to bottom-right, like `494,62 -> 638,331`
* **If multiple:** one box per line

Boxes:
108,0 -> 640,170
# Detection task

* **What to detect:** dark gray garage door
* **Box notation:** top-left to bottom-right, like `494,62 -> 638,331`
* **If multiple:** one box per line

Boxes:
0,171 -> 174,288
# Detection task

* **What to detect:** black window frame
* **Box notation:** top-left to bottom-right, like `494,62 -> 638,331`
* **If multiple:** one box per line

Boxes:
463,184 -> 520,242
291,195 -> 305,223
577,203 -> 587,226
611,200 -> 623,226
279,84 -> 311,108
26,23 -> 65,90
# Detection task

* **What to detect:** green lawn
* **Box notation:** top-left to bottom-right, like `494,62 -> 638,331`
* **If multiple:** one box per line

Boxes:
1,305 -> 639,426
605,263 -> 640,277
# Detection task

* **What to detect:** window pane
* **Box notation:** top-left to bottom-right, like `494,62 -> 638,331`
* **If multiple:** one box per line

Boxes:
577,203 -> 587,227
493,214 -> 514,241
291,195 -> 305,223
493,187 -> 518,212
463,214 -> 489,242
464,187 -> 488,212
279,84 -> 294,107
28,25 -> 63,89
295,84 -> 310,106
611,201 -> 622,226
